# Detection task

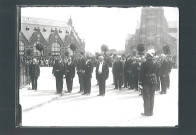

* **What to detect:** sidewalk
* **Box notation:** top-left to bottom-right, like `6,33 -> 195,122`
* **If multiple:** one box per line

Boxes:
20,85 -> 61,112
20,67 -> 112,112
21,68 -> 178,126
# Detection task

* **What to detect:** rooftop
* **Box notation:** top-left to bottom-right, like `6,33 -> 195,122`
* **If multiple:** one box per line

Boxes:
21,16 -> 69,28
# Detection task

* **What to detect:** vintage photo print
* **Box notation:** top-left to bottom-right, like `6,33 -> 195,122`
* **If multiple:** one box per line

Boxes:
17,6 -> 179,127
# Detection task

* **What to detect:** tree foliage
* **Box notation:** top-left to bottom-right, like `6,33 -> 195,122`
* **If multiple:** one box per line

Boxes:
101,44 -> 109,55
26,49 -> 32,56
137,43 -> 145,55
95,52 -> 100,56
162,44 -> 171,55
65,50 -> 70,56
36,42 -> 44,52
70,43 -> 77,55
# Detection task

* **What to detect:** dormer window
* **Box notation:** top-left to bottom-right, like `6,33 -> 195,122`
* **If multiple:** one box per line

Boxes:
34,26 -> 40,31
26,26 -> 30,30
43,28 -> 46,32
66,30 -> 69,34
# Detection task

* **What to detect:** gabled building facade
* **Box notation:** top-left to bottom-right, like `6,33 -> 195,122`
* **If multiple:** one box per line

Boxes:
19,16 -> 85,57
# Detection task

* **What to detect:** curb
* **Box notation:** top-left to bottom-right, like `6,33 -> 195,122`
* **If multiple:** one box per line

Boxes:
23,94 -> 63,112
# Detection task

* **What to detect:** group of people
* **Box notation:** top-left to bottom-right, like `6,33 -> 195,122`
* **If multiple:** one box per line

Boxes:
111,51 -> 172,96
27,46 -> 173,117
51,52 -> 109,96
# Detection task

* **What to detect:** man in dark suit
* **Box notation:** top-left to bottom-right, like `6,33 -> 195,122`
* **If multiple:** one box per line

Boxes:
96,56 -> 109,96
113,55 -> 124,90
111,54 -> 117,85
52,56 -> 66,94
29,58 -> 40,90
83,56 -> 93,95
159,54 -> 172,94
129,57 -> 139,91
123,55 -> 131,88
76,52 -> 86,93
65,56 -> 75,93
139,49 -> 159,116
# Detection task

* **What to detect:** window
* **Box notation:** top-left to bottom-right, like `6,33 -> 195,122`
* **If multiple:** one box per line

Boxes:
34,42 -> 42,56
19,40 -> 25,55
52,42 -> 60,55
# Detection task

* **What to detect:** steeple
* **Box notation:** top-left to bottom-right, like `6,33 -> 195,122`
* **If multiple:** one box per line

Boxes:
68,15 -> 72,26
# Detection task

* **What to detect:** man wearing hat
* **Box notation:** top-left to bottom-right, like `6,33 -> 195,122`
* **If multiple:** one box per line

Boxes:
159,54 -> 172,94
29,58 -> 40,90
123,55 -> 132,88
129,57 -> 139,91
52,56 -> 66,94
65,56 -> 75,93
113,55 -> 124,90
76,52 -> 86,93
83,56 -> 93,95
139,49 -> 159,116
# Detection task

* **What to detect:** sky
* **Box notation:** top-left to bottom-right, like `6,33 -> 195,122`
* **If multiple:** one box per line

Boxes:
21,7 -> 178,54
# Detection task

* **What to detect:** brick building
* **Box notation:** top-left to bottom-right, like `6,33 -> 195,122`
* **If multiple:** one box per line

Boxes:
125,7 -> 178,55
19,16 -> 85,57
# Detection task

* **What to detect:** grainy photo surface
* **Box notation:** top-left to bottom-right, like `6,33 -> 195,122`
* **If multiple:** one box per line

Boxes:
18,6 -> 179,127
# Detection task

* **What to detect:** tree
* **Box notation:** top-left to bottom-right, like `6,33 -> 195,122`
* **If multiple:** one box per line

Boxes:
95,52 -> 100,56
101,44 -> 109,56
65,50 -> 70,57
26,49 -> 32,56
162,44 -> 171,55
36,42 -> 44,56
36,42 -> 44,52
137,43 -> 145,55
70,43 -> 77,55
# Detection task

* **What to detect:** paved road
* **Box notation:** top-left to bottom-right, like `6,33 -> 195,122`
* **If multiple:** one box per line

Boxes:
20,67 -> 178,127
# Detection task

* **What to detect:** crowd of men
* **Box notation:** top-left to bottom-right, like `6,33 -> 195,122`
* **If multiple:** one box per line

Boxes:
24,44 -> 174,116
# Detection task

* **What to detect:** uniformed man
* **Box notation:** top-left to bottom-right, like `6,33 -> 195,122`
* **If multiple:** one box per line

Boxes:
83,56 -> 93,95
113,55 -> 124,90
76,52 -> 86,93
52,56 -> 66,94
65,56 -> 75,93
29,58 -> 40,90
139,49 -> 159,116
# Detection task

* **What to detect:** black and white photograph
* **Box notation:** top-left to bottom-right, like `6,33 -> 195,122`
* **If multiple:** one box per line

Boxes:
18,6 -> 179,127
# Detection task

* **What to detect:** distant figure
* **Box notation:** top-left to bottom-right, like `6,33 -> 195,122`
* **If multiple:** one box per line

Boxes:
29,58 -> 40,90
52,57 -> 66,94
139,49 -> 159,116
129,57 -> 139,91
76,52 -> 86,93
123,55 -> 131,88
83,56 -> 93,95
65,56 -> 75,93
96,56 -> 109,96
159,54 -> 172,94
111,54 -> 117,85
113,55 -> 124,90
